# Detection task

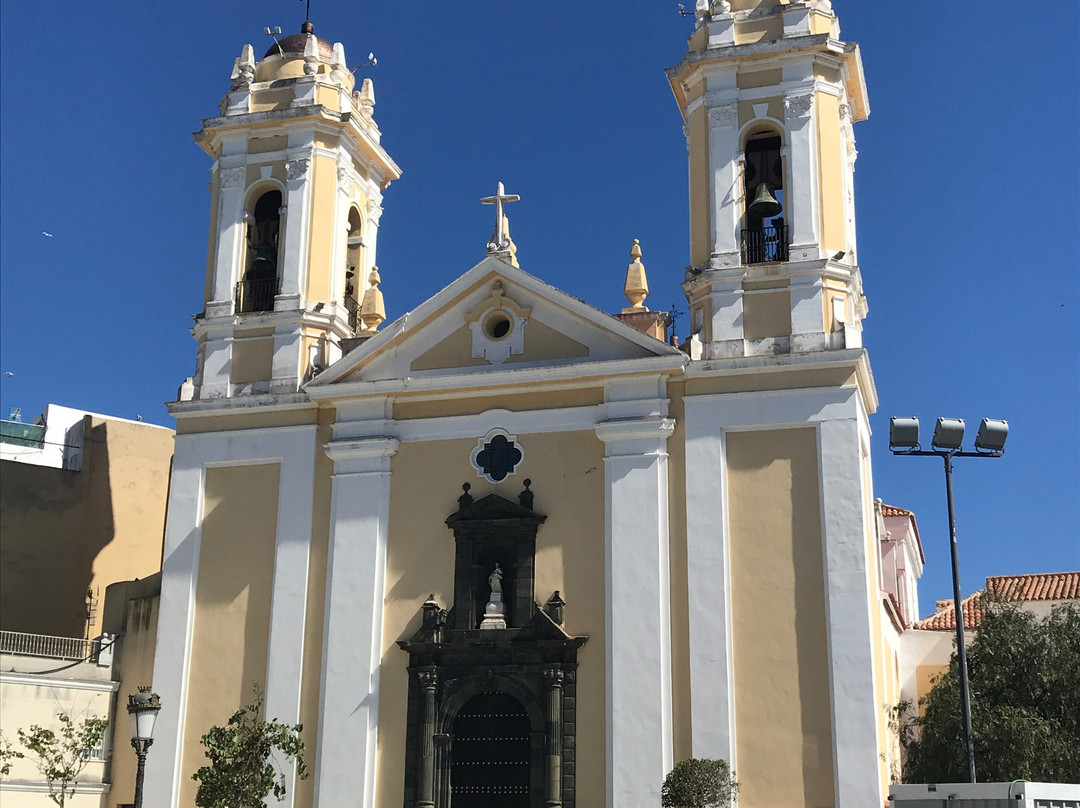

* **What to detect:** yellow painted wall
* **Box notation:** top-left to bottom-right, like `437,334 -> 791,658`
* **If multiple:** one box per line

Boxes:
179,463 -> 280,808
727,428 -> 835,808
249,134 -> 287,154
105,578 -> 161,807
689,105 -> 711,267
0,417 -> 172,639
815,91 -> 846,253
916,664 -> 947,714
684,366 -> 856,397
734,16 -> 783,45
304,153 -> 338,305
742,289 -> 792,339
231,335 -> 274,384
737,69 -> 783,90
176,407 -> 318,435
410,319 -> 590,373
394,387 -> 603,421
376,430 -> 606,807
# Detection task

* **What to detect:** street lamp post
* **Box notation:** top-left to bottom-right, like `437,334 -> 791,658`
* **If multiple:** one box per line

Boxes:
127,688 -> 162,808
888,416 -> 1008,784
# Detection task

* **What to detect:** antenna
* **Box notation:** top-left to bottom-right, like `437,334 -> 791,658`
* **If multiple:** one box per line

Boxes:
302,0 -> 312,23
350,52 -> 377,73
667,303 -> 683,345
677,4 -> 693,16
264,25 -> 284,56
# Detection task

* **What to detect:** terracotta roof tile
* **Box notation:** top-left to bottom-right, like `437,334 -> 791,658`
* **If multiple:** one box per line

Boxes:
913,572 -> 1079,631
913,592 -> 982,631
986,572 -> 1080,601
880,504 -> 914,517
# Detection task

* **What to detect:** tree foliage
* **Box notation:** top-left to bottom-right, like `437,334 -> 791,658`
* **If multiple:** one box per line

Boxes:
661,757 -> 737,808
1,713 -> 108,806
900,602 -> 1080,783
192,686 -> 308,808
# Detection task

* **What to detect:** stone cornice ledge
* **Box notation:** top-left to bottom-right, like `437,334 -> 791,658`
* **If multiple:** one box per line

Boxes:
323,436 -> 400,462
595,417 -> 676,446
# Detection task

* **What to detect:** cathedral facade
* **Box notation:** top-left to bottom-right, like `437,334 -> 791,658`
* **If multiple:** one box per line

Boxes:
147,2 -> 895,807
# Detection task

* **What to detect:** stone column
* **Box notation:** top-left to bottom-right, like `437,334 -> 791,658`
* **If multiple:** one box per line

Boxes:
544,666 -> 565,808
416,667 -> 439,808
433,733 -> 451,808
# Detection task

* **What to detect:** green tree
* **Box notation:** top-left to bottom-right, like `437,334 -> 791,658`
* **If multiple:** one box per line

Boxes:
192,686 -> 308,808
901,602 -> 1080,783
661,757 -> 737,808
1,713 -> 109,806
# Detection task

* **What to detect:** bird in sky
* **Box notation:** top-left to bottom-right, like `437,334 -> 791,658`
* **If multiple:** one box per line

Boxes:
42,231 -> 53,237
3,371 -> 13,377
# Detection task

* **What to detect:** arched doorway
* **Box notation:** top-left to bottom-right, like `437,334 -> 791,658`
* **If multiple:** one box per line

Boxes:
450,692 -> 530,807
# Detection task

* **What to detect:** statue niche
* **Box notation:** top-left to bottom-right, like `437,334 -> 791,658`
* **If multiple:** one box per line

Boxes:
397,481 -> 587,808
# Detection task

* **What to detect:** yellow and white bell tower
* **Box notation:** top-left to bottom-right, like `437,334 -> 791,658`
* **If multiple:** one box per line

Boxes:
669,0 -> 868,360
186,22 -> 400,401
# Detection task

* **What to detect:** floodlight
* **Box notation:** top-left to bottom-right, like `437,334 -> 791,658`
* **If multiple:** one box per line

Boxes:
974,418 -> 1008,453
889,416 -> 920,450
932,417 -> 965,450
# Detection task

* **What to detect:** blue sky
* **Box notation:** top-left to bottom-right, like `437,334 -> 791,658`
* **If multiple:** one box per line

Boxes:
1,2 -> 1076,616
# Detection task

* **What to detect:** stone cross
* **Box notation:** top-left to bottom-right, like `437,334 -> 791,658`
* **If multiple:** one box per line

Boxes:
481,182 -> 520,253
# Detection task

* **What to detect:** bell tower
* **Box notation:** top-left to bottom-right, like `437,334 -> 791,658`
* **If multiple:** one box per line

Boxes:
184,22 -> 400,401
668,0 -> 868,360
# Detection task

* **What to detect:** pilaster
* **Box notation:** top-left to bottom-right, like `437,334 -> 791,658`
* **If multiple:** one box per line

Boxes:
314,431 -> 399,808
595,376 -> 675,808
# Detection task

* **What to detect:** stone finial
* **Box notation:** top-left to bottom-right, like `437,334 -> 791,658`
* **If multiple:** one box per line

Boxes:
230,44 -> 256,89
359,266 -> 386,332
545,591 -> 566,626
330,42 -> 348,85
458,482 -> 474,510
357,78 -> 376,119
518,478 -> 534,510
303,33 -> 320,75
622,239 -> 650,313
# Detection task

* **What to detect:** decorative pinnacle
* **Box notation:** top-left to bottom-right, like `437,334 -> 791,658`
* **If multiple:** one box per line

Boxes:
359,266 -> 385,333
622,238 -> 650,313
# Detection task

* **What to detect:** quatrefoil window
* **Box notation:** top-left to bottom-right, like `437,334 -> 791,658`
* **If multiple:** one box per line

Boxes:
470,430 -> 524,483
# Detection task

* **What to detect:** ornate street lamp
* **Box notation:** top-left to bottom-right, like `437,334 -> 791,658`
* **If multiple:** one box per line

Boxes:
127,688 -> 161,808
889,416 -> 1008,783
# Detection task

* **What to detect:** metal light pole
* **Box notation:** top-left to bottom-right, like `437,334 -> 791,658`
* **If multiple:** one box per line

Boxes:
888,416 -> 1008,784
127,689 -> 162,808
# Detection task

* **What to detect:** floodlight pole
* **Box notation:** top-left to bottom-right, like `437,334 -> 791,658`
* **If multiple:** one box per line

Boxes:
942,452 -> 976,784
889,446 -> 1002,783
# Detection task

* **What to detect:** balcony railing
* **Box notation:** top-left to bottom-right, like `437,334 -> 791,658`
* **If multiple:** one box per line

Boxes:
742,225 -> 789,264
235,276 -> 281,313
345,294 -> 360,332
0,630 -> 96,661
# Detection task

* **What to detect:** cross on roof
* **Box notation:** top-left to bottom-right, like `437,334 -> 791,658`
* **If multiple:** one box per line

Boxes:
481,182 -> 520,255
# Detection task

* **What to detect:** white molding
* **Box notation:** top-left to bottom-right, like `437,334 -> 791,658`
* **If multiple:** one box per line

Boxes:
146,425 -> 318,808
0,780 -> 110,794
0,672 -> 120,693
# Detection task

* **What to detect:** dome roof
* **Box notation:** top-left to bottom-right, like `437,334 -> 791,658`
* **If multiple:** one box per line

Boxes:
263,22 -> 334,60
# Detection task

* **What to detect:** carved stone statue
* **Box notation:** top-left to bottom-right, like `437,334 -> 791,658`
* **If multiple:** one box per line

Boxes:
480,563 -> 506,630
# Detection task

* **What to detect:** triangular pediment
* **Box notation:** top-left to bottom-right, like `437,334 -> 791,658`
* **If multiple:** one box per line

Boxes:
309,257 -> 684,391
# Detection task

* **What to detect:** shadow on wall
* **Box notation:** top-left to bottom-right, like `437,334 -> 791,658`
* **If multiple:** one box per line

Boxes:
0,419 -> 115,637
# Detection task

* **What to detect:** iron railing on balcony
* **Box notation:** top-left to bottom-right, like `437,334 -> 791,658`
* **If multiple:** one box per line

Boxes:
741,225 -> 789,264
235,276 -> 281,313
345,294 -> 360,332
0,630 -> 96,661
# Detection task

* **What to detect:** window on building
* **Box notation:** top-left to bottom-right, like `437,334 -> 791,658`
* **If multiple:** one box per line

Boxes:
238,190 -> 281,312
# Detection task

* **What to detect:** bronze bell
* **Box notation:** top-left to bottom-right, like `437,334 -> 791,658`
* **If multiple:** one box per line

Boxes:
747,183 -> 782,219
252,244 -> 277,273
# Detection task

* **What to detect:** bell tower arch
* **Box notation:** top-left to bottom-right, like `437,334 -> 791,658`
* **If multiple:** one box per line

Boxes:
186,22 -> 400,401
668,0 -> 868,360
